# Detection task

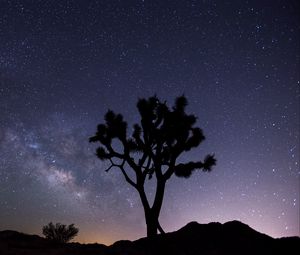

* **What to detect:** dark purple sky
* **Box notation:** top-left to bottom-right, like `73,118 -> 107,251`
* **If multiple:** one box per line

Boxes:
0,0 -> 299,244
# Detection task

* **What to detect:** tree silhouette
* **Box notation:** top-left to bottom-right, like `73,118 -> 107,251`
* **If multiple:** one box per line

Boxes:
90,96 -> 216,237
42,222 -> 79,243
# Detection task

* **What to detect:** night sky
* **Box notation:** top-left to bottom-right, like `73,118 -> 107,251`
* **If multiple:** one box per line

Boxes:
0,0 -> 299,245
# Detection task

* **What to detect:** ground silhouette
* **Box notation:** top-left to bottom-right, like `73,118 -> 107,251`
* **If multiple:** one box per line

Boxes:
1,221 -> 299,255
90,95 -> 216,237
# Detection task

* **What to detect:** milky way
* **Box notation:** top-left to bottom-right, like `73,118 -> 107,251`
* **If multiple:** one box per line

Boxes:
0,0 -> 299,244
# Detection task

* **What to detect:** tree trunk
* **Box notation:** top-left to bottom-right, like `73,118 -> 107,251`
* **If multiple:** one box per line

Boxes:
146,212 -> 158,238
137,176 -> 166,238
144,180 -> 166,238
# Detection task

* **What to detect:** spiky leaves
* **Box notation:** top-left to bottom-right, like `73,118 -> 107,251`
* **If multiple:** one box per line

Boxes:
132,95 -> 213,179
174,154 -> 216,178
89,110 -> 128,160
90,96 -> 216,180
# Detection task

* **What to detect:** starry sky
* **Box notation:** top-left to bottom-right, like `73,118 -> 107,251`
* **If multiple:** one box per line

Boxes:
0,0 -> 299,245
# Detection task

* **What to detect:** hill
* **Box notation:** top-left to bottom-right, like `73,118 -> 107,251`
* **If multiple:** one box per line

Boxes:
0,221 -> 299,255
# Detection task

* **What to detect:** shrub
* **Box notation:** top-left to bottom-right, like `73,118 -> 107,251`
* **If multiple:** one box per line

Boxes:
42,222 -> 79,243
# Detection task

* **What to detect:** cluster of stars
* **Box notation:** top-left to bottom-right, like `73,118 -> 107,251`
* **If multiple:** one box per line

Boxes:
0,0 -> 299,244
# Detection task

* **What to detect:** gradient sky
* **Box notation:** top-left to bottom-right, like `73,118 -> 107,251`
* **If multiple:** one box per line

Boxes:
0,0 -> 299,245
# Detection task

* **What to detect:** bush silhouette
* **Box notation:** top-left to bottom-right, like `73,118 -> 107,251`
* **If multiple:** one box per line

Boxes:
42,222 -> 79,243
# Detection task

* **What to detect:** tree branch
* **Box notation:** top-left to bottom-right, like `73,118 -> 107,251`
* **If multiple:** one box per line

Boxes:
106,159 -> 138,189
163,157 -> 176,180
106,144 -> 125,159
105,164 -> 115,172
157,221 -> 165,235
142,156 -> 152,180
119,165 -> 138,189
138,152 -> 148,167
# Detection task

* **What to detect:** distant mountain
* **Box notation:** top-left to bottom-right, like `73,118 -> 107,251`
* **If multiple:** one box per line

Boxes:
1,221 -> 299,255
112,220 -> 299,255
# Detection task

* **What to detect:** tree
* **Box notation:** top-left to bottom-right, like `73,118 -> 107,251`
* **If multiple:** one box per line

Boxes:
90,96 -> 216,238
42,222 -> 79,243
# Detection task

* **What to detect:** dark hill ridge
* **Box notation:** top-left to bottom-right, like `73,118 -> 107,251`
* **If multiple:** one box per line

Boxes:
1,221 -> 299,255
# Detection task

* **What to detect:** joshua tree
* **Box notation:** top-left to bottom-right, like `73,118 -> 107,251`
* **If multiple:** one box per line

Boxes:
90,96 -> 216,237
42,222 -> 79,243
